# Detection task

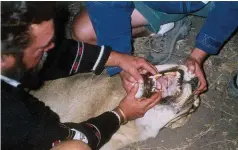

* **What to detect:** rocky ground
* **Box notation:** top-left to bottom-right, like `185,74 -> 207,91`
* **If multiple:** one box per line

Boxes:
58,2 -> 238,150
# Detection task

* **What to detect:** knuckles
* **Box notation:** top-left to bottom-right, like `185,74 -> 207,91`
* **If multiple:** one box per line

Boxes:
136,58 -> 146,64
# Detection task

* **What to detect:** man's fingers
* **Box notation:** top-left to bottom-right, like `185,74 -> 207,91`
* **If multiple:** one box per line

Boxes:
186,58 -> 207,95
194,76 -> 207,94
141,92 -> 162,108
124,79 -> 136,94
186,60 -> 196,74
128,83 -> 139,97
148,63 -> 158,75
194,81 -> 207,94
138,69 -> 148,75
130,69 -> 144,84
150,92 -> 162,101
194,66 -> 207,94
123,71 -> 137,83
140,61 -> 158,75
147,92 -> 162,109
124,83 -> 132,94
126,75 -> 137,83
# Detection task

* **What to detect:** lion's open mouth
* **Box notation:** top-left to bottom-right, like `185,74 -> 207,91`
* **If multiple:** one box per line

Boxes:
150,68 -> 184,98
136,67 -> 186,100
135,65 -> 199,105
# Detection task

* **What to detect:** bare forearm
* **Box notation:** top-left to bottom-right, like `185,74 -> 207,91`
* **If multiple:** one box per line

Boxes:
105,51 -> 122,67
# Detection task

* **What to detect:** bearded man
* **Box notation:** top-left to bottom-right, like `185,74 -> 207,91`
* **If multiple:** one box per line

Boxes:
1,2 -> 161,150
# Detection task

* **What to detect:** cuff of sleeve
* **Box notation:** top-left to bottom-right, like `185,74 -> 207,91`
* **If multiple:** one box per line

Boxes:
92,45 -> 112,75
86,112 -> 120,148
106,67 -> 122,76
195,33 -> 223,55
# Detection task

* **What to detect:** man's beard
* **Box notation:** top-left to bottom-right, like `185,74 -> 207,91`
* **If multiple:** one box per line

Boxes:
2,52 -> 48,82
32,52 -> 48,73
2,53 -> 27,81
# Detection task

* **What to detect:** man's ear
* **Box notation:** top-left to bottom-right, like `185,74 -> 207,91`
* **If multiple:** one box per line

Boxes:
1,54 -> 16,71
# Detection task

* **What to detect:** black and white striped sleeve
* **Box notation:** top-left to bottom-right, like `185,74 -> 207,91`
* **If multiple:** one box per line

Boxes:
74,41 -> 112,75
41,39 -> 112,81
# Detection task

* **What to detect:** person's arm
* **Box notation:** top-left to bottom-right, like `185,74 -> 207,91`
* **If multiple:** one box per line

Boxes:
195,2 -> 238,55
185,48 -> 208,94
64,111 -> 121,150
186,2 -> 238,94
13,83 -> 121,150
14,82 -> 161,150
39,38 -> 157,87
28,99 -> 122,150
40,39 -> 113,81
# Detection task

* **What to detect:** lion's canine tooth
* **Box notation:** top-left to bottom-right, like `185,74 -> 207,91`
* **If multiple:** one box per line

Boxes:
149,74 -> 162,79
164,72 -> 177,76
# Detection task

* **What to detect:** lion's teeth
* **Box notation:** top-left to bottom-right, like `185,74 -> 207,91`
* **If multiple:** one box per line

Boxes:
164,72 -> 176,76
149,74 -> 162,79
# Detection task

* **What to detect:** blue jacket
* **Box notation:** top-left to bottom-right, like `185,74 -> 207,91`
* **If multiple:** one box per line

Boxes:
86,1 -> 238,76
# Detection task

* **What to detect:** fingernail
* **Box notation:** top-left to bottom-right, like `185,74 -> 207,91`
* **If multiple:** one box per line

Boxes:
132,82 -> 137,86
134,83 -> 138,87
139,79 -> 143,84
188,71 -> 193,75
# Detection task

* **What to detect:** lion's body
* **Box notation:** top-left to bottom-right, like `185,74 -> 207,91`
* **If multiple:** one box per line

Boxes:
32,64 -> 199,150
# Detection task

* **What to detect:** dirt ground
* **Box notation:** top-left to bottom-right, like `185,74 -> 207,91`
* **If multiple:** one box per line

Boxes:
58,2 -> 238,150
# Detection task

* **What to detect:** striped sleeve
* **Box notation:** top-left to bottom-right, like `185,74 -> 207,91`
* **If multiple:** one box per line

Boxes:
72,41 -> 112,75
41,39 -> 112,81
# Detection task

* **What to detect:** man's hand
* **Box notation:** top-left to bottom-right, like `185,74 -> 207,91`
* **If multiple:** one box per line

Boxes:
119,83 -> 162,121
106,51 -> 157,92
186,48 -> 208,95
119,71 -> 137,93
118,54 -> 157,93
116,53 -> 157,83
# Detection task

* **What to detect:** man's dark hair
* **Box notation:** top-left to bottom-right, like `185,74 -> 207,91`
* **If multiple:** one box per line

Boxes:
1,1 -> 56,54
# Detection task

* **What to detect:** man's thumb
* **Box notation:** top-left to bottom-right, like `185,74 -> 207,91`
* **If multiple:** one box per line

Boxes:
187,60 -> 196,74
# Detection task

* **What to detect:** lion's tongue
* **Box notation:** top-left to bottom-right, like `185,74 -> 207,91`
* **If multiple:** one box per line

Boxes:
155,73 -> 180,98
